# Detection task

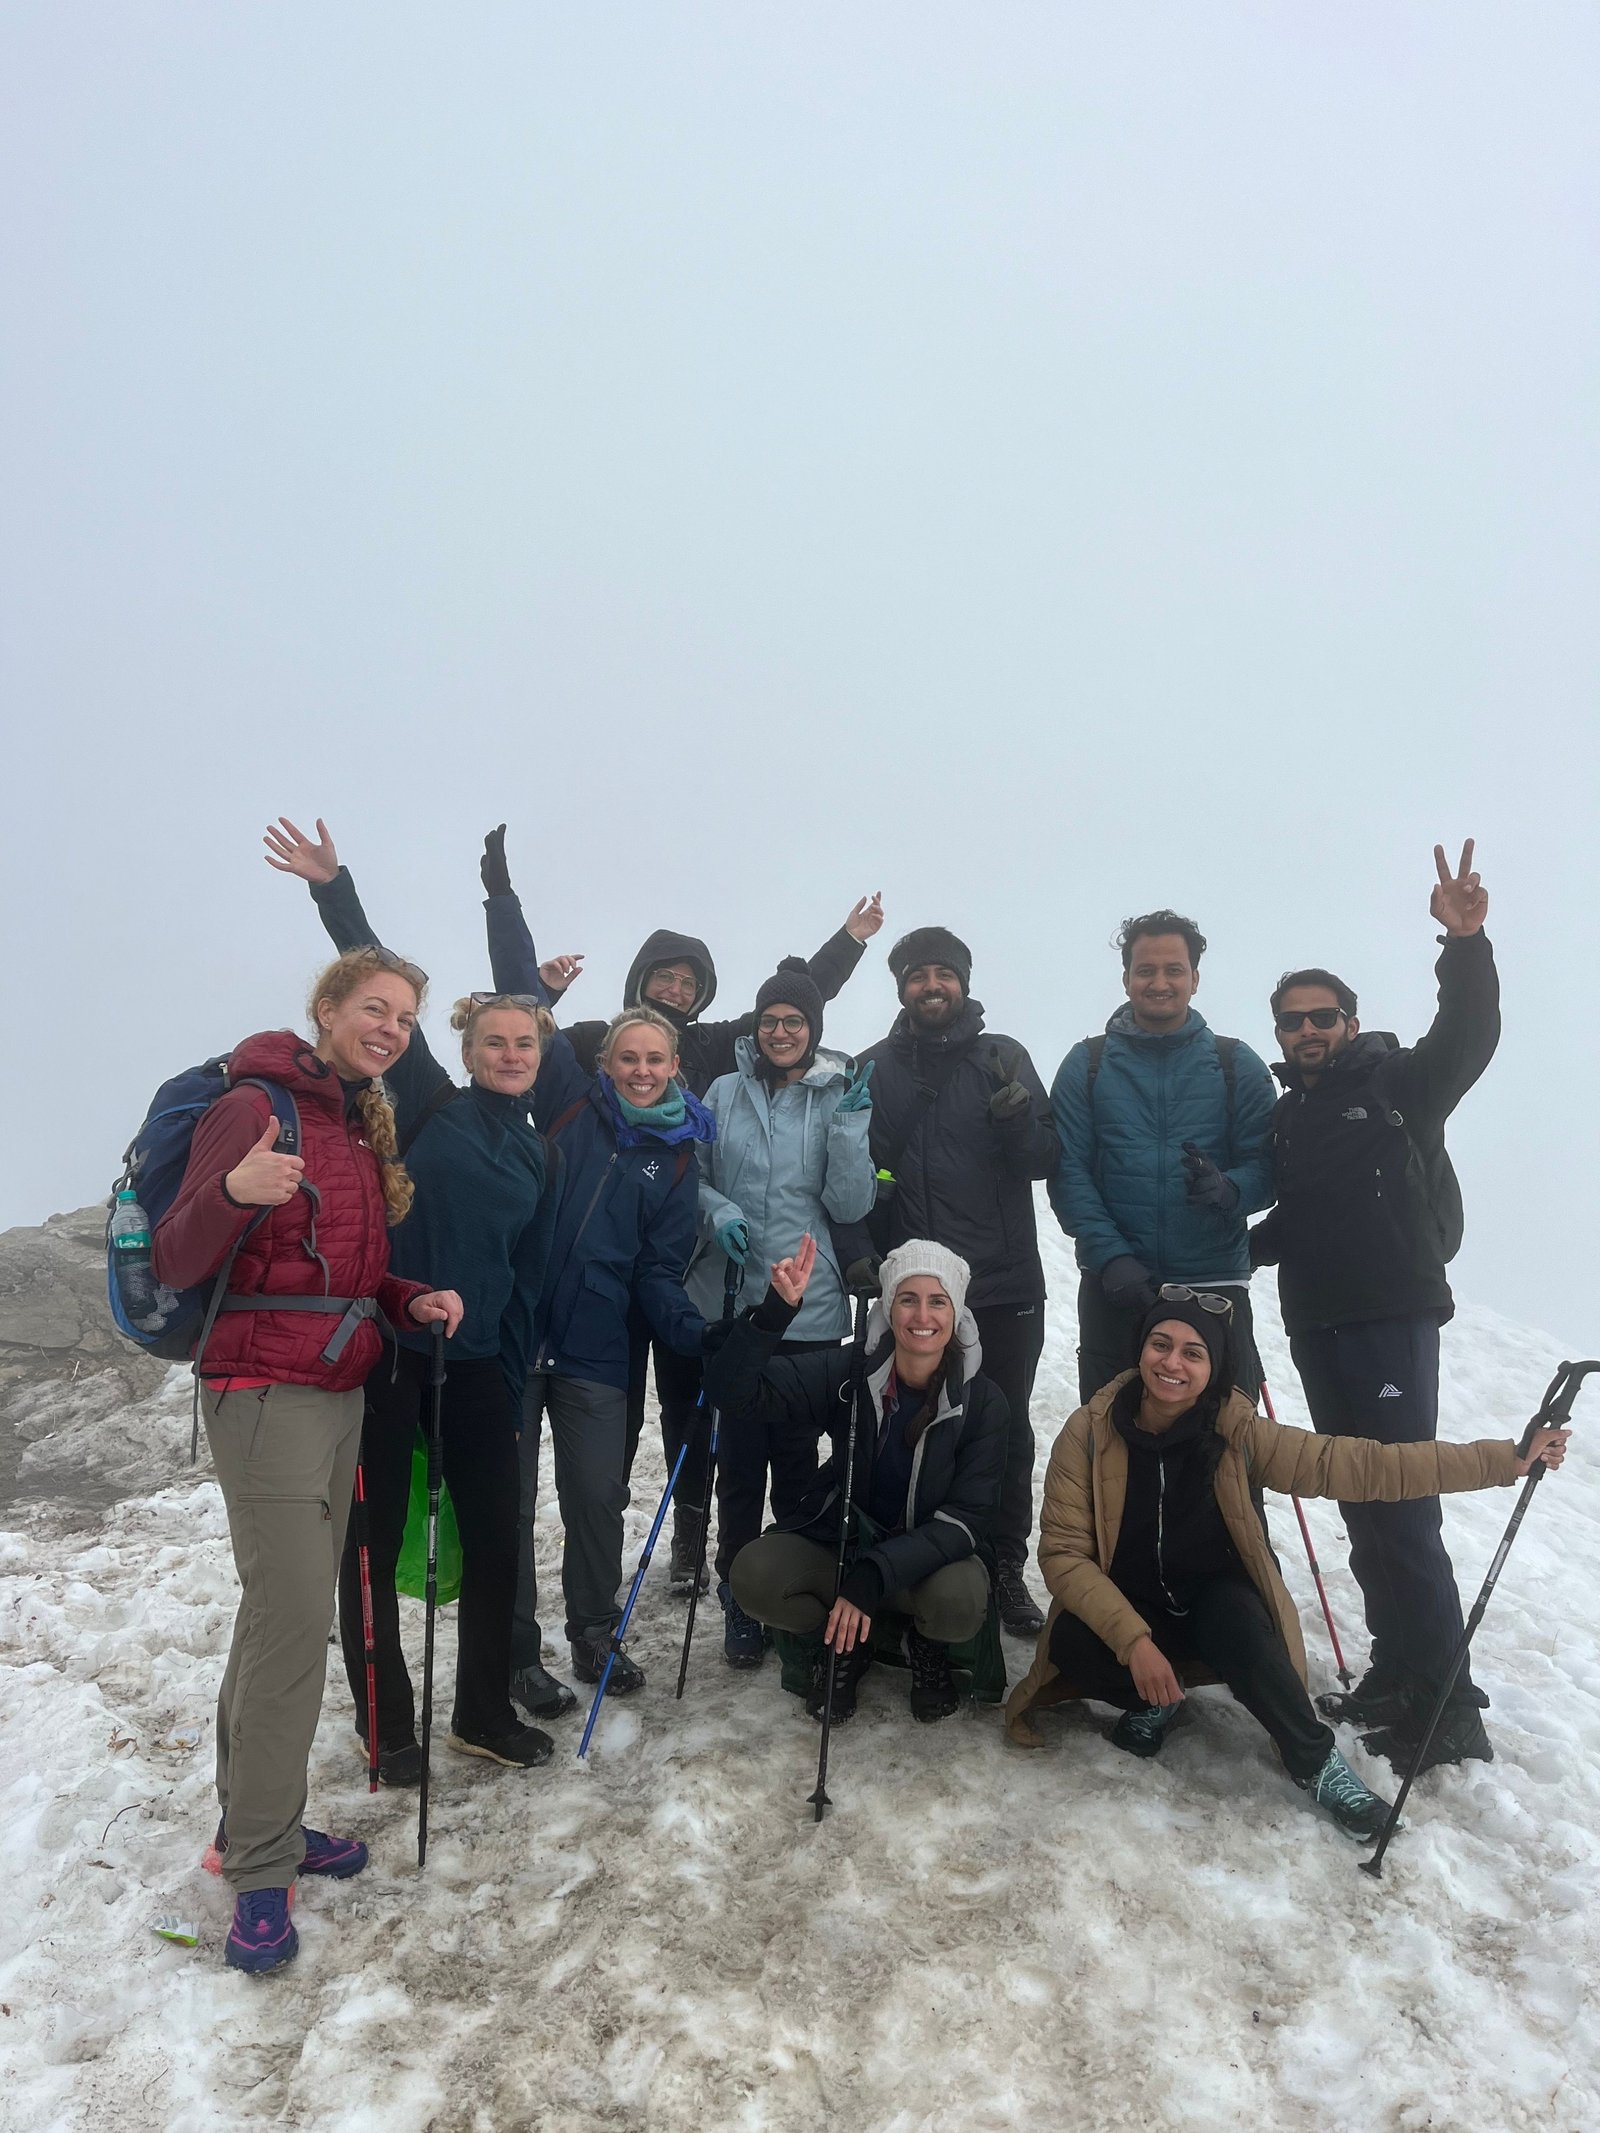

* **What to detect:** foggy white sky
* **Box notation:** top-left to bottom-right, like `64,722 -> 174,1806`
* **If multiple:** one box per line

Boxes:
4,5 -> 1596,1349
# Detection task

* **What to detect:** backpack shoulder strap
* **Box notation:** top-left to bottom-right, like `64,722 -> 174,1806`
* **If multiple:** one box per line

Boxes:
1213,1035 -> 1238,1123
1083,1034 -> 1107,1105
546,1096 -> 589,1143
233,1077 -> 303,1158
398,1077 -> 461,1160
673,1144 -> 694,1187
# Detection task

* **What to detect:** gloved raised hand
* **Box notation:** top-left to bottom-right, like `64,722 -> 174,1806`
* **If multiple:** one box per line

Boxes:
480,824 -> 512,899
1101,1255 -> 1158,1312
1181,1141 -> 1240,1212
988,1079 -> 1032,1122
836,1061 -> 875,1114
715,1214 -> 751,1265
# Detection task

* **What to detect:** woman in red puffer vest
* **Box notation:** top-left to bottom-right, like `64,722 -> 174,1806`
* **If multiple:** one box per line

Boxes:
154,947 -> 463,1976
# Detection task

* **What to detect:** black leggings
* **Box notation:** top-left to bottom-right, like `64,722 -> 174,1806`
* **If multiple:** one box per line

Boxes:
711,1336 -> 842,1584
338,1348 -> 520,1744
1048,1576 -> 1333,1781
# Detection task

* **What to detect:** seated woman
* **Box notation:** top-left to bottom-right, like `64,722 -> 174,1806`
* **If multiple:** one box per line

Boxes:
264,815 -> 565,1767
691,958 -> 875,1665
1005,1290 -> 1569,1840
703,1235 -> 1005,1724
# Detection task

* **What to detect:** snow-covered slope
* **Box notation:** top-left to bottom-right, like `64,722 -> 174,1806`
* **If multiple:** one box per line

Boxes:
2,1200 -> 1597,2133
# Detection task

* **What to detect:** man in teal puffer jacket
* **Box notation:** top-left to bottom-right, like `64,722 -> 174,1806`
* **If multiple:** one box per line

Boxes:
1050,909 -> 1277,1403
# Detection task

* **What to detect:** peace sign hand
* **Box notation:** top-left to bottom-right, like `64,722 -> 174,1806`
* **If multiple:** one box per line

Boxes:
769,1232 -> 818,1309
264,816 -> 340,886
1431,839 -> 1488,938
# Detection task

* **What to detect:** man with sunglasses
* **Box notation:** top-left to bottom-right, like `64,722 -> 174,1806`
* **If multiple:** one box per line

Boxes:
1250,841 -> 1501,1771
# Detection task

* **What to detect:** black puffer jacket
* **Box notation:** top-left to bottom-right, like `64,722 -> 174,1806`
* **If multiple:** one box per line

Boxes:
857,1001 -> 1058,1309
486,903 -> 865,1098
703,1289 -> 1008,1600
1250,933 -> 1500,1333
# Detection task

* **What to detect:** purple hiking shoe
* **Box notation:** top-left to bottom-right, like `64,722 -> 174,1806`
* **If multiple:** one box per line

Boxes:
224,1887 -> 298,1974
205,1819 -> 369,1880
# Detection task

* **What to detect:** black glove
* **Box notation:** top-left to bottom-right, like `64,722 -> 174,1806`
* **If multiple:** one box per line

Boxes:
1101,1255 -> 1158,1313
1181,1141 -> 1240,1213
480,823 -> 512,899
844,1254 -> 882,1295
988,1080 -> 1032,1122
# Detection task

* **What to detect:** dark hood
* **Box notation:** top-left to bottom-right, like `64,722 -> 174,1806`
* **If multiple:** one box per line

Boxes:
887,995 -> 986,1059
1272,1028 -> 1398,1093
623,928 -> 718,1026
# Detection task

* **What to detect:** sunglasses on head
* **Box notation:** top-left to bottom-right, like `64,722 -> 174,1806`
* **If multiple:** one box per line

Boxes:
366,944 -> 428,987
468,991 -> 543,1012
1157,1282 -> 1235,1321
758,1014 -> 808,1035
1274,1007 -> 1346,1034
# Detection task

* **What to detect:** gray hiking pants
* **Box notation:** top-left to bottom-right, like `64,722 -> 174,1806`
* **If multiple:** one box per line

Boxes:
731,1533 -> 990,1645
204,1381 -> 364,1892
513,1371 -> 631,1655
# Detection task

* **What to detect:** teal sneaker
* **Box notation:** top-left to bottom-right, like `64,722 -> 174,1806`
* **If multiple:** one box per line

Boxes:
1110,1700 -> 1185,1759
1299,1747 -> 1395,1842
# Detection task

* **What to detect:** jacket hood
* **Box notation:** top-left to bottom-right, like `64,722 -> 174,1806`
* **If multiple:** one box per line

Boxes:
732,1035 -> 855,1087
1272,1028 -> 1399,1092
227,1029 -> 351,1112
624,929 -> 717,1023
887,996 -> 987,1056
1104,1003 -> 1209,1048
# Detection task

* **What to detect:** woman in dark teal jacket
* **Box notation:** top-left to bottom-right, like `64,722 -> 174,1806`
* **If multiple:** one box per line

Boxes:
265,816 -> 561,1771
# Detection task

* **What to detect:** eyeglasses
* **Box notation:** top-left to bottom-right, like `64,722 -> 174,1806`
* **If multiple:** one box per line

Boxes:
1157,1283 -> 1235,1321
758,1014 -> 809,1036
468,992 -> 543,1012
1274,1007 -> 1346,1034
362,944 -> 428,987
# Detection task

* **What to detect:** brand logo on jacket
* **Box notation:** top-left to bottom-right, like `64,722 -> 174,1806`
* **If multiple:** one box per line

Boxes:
1342,1107 -> 1368,1121
643,1160 -> 660,1180
1378,1383 -> 1403,1399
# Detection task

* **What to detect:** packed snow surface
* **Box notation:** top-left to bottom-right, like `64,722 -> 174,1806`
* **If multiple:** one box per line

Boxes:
2,1206 -> 1597,2132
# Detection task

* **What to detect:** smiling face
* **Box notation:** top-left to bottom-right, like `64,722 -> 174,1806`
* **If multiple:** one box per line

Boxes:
1138,1319 -> 1214,1412
1274,982 -> 1358,1084
604,1018 -> 679,1108
1123,934 -> 1200,1034
902,963 -> 964,1032
464,1007 -> 542,1096
642,961 -> 700,1016
889,1276 -> 956,1373
315,971 -> 419,1080
756,1000 -> 812,1074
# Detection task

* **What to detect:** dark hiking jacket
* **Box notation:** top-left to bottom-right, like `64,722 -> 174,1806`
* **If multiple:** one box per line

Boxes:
1250,933 -> 1500,1333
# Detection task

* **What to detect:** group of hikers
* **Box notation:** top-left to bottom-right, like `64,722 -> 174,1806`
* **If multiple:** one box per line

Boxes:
144,822 -> 1571,1974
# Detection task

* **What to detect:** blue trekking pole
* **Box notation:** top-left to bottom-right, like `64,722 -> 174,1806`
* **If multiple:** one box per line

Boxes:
577,1440 -> 690,1760
675,1259 -> 745,1699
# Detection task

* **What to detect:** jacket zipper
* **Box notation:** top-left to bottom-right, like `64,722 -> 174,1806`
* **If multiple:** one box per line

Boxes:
1155,1457 -> 1185,1616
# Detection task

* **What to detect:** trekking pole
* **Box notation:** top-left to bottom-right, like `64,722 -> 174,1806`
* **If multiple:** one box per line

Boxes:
675,1260 -> 745,1699
1363,1358 -> 1598,1880
808,1288 -> 871,1825
417,1322 -> 446,1870
1261,1377 -> 1354,1690
354,1462 -> 380,1794
578,1439 -> 690,1760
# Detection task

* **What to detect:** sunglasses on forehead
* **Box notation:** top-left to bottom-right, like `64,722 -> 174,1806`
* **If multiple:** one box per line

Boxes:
467,991 -> 544,1012
364,944 -> 428,986
1157,1282 -> 1235,1321
1274,1007 -> 1346,1034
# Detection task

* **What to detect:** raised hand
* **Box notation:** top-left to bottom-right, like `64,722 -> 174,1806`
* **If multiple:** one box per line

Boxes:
224,1116 -> 306,1207
538,953 -> 585,992
481,824 -> 512,899
769,1231 -> 818,1308
836,1060 -> 875,1114
263,816 -> 339,886
1430,839 -> 1488,937
845,893 -> 885,943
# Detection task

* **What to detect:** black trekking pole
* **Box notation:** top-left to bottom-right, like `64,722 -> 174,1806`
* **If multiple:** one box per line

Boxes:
675,1260 -> 745,1699
578,1439 -> 690,1760
1362,1358 -> 1598,1879
417,1321 -> 447,1870
808,1287 -> 872,1825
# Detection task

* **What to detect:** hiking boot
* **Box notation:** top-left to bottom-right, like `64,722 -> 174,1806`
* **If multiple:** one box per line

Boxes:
570,1632 -> 646,1693
669,1521 -> 710,1599
804,1645 -> 873,1724
511,1659 -> 578,1720
353,1729 -> 424,1788
718,1581 -> 765,1670
1109,1700 -> 1186,1759
1363,1700 -> 1494,1775
225,1888 -> 298,1975
447,1718 -> 554,1768
1298,1747 -> 1395,1842
906,1627 -> 960,1724
1315,1668 -> 1418,1731
206,1819 -> 368,1879
994,1554 -> 1044,1638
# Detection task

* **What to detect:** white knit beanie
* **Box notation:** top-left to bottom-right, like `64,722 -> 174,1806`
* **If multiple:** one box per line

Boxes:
867,1239 -> 983,1377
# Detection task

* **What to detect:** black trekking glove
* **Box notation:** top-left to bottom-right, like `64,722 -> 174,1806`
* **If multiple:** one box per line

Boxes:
988,1080 -> 1032,1123
1181,1141 -> 1240,1213
1101,1256 -> 1158,1313
844,1255 -> 882,1296
480,824 -> 512,899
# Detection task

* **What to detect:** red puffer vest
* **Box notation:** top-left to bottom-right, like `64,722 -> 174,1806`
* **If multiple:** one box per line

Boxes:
185,1031 -> 419,1392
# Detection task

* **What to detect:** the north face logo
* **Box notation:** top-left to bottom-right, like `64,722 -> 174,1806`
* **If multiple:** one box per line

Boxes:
1378,1383 -> 1402,1399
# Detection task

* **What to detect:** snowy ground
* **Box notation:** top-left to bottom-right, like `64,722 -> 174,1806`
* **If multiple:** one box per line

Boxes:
3,1206 -> 1598,2133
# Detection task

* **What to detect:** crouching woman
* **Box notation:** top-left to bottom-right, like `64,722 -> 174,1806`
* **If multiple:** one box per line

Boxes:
1004,1290 -> 1569,1840
703,1235 -> 1005,1725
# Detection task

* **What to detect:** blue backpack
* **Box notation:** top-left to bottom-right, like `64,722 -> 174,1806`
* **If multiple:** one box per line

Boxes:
107,1057 -> 301,1365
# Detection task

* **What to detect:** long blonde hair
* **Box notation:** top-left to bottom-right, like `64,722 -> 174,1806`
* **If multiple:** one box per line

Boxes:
308,948 -> 427,1225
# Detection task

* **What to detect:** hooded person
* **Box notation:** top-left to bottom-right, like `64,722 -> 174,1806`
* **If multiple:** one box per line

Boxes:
844,926 -> 1059,1640
689,958 -> 877,1665
702,1235 -> 1008,1725
1004,1290 -> 1570,1841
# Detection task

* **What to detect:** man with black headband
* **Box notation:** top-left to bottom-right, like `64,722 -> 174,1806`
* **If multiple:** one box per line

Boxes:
1251,842 -> 1502,1772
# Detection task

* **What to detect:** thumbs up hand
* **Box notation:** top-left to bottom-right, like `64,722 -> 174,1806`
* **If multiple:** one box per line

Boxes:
225,1115 -> 307,1208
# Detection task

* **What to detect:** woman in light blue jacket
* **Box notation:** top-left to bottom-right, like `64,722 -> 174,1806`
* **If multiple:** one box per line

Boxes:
690,958 -> 875,1667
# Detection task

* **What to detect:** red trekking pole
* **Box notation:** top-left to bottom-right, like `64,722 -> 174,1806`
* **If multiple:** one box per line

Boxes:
1261,1376 -> 1353,1690
354,1462 -> 380,1792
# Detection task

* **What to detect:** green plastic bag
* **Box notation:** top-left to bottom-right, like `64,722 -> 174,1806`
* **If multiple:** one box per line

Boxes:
394,1433 -> 463,1606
